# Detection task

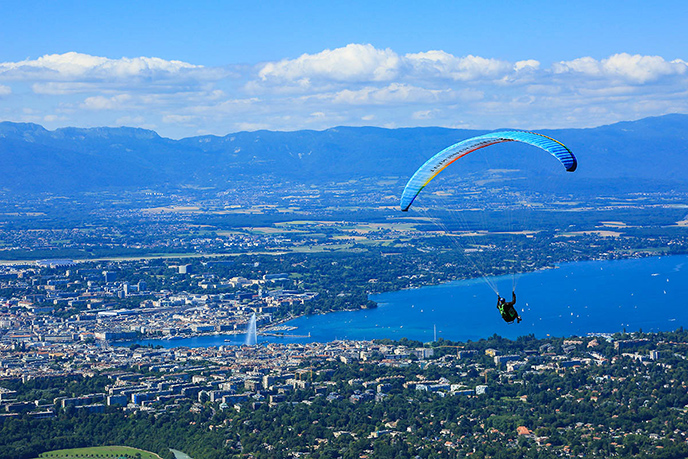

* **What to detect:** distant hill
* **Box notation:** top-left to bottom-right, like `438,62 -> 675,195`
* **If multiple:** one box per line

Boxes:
1,114 -> 688,194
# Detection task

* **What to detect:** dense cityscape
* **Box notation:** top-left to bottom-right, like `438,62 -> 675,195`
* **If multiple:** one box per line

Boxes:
0,179 -> 687,458
3,321 -> 688,458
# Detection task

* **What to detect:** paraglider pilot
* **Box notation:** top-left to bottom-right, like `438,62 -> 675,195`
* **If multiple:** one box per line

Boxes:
497,291 -> 521,323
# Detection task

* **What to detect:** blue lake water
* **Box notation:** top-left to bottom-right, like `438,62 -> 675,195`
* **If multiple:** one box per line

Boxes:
125,255 -> 688,348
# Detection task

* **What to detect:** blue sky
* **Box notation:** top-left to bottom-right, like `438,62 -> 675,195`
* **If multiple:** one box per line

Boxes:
1,0 -> 687,138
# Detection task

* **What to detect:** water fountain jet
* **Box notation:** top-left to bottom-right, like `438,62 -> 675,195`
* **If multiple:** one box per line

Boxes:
245,313 -> 258,345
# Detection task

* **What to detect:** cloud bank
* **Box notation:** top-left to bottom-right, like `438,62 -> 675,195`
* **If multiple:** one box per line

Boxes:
0,46 -> 686,137
0,52 -> 219,82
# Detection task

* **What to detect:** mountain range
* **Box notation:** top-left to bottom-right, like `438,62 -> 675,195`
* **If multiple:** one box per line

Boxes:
1,114 -> 687,194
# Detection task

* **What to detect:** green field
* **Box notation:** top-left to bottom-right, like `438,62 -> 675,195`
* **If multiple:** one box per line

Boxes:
36,445 -> 161,459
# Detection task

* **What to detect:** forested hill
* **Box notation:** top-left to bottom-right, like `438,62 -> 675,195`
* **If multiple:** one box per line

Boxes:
1,114 -> 687,193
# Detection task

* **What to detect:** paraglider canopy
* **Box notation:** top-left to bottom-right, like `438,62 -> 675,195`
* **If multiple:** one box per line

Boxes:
400,130 -> 577,212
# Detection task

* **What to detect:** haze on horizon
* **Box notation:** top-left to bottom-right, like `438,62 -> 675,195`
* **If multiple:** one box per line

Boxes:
1,0 -> 686,139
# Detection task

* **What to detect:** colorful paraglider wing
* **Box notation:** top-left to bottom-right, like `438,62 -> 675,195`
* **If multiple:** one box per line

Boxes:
400,131 -> 577,211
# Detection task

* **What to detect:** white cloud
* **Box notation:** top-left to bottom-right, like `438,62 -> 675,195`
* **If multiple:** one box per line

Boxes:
553,53 -> 688,83
514,60 -> 540,72
0,52 -> 209,81
330,83 -> 453,105
1,46 -> 687,137
186,97 -> 261,116
33,82 -> 105,95
255,45 -> 520,91
404,51 -> 512,81
412,109 -> 440,120
81,94 -> 132,110
0,53 -> 230,105
259,44 -> 401,83
43,114 -> 67,122
162,114 -> 197,124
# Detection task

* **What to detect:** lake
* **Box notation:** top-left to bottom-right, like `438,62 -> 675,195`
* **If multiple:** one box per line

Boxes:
124,254 -> 688,348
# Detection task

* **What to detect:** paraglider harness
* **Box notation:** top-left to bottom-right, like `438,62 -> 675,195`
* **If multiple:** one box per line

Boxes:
497,292 -> 521,324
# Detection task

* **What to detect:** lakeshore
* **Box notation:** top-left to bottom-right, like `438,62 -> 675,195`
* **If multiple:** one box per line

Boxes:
124,254 -> 688,348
